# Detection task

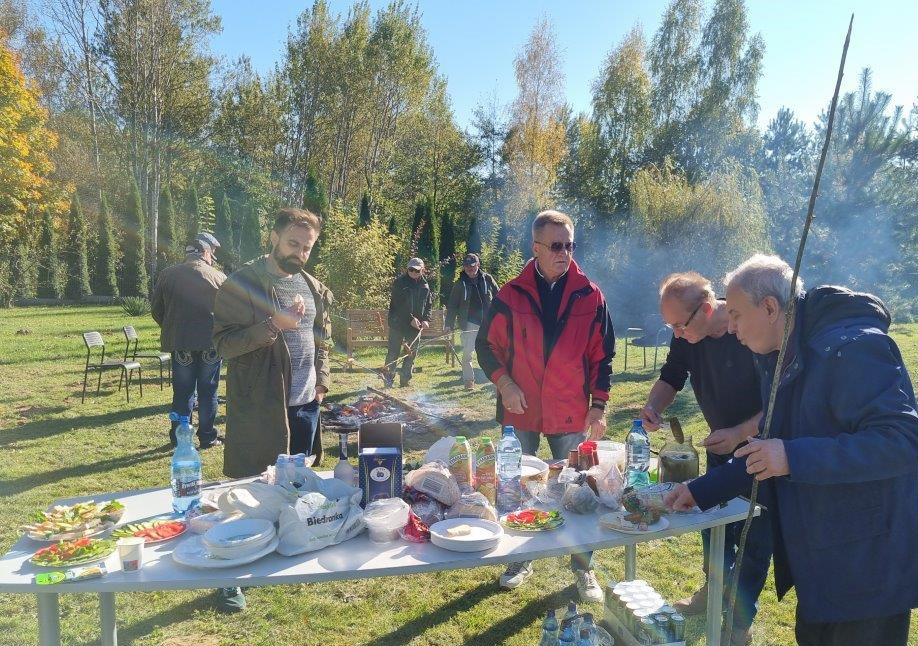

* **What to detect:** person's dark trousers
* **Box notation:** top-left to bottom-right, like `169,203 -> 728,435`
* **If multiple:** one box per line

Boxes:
701,450 -> 773,630
170,350 -> 221,446
384,326 -> 418,384
794,607 -> 910,646
287,399 -> 320,457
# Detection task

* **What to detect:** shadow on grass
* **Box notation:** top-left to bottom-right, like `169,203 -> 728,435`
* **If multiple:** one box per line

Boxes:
0,443 -> 172,496
0,404 -> 167,449
70,590 -> 219,646
462,585 -> 577,646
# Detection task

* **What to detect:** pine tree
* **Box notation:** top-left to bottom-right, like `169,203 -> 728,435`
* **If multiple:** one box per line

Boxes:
387,215 -> 398,235
240,202 -> 263,263
37,209 -> 62,299
215,190 -> 235,254
358,194 -> 371,228
94,195 -> 119,297
122,180 -> 148,297
418,199 -> 439,302
467,215 -> 482,253
187,187 -> 201,238
65,194 -> 92,300
13,242 -> 35,299
303,170 -> 329,273
159,186 -> 177,262
302,168 -> 329,218
439,212 -> 456,304
410,202 -> 425,256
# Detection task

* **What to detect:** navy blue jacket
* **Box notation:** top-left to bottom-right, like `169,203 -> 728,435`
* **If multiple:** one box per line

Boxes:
689,286 -> 918,623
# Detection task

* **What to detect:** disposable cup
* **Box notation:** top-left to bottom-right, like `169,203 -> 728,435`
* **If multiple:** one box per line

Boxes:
117,537 -> 145,572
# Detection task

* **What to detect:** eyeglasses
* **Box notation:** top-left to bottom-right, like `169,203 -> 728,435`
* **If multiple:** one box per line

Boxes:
534,240 -> 577,254
666,302 -> 704,333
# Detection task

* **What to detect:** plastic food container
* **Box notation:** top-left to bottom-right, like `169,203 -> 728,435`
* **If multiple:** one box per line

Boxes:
520,455 -> 549,484
596,441 -> 627,473
202,518 -> 276,560
363,498 -> 410,544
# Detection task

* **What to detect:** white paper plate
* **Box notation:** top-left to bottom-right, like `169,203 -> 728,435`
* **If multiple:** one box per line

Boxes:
171,535 -> 278,569
429,518 -> 503,552
599,511 -> 669,534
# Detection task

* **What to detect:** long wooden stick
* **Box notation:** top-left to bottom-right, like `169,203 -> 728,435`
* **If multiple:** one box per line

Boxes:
722,15 -> 853,644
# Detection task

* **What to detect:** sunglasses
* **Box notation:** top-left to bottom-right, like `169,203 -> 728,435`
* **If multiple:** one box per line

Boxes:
407,268 -> 421,274
535,240 -> 577,254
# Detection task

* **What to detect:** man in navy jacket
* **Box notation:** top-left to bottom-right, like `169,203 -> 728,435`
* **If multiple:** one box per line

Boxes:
666,254 -> 918,646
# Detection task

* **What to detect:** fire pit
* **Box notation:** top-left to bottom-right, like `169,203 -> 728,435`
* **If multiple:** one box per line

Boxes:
322,387 -> 464,436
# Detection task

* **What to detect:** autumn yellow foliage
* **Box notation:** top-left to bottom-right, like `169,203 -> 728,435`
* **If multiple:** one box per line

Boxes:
0,42 -> 59,242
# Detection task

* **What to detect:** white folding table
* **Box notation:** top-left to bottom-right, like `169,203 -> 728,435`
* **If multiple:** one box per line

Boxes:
0,483 -> 758,646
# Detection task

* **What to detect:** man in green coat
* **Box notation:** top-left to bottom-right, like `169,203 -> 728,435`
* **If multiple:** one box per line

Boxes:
211,208 -> 333,612
213,208 -> 333,479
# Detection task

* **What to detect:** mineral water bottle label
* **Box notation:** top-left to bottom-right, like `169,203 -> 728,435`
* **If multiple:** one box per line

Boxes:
172,476 -> 202,498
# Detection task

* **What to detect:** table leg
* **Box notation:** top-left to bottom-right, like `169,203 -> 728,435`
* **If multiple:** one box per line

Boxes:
37,593 -> 61,646
100,592 -> 118,646
706,523 -> 726,646
624,543 -> 636,580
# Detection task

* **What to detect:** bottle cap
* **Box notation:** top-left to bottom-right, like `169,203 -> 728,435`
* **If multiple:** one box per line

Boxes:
480,436 -> 492,445
454,435 -> 466,442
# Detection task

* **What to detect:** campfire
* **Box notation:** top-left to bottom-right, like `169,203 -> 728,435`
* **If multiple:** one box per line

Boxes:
322,387 -> 464,436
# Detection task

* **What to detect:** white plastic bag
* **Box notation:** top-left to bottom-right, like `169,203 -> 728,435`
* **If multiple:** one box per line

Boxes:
593,463 -> 624,509
276,489 -> 365,556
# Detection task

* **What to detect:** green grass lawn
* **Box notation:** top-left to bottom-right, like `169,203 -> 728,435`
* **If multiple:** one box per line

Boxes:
0,305 -> 916,645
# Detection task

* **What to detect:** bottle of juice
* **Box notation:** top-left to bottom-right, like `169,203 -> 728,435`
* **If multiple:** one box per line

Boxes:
449,436 -> 473,491
475,437 -> 496,504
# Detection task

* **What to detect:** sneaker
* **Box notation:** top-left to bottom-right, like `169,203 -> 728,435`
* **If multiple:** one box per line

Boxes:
574,569 -> 604,604
674,583 -> 708,615
499,561 -> 534,590
200,436 -> 225,450
215,587 -> 246,613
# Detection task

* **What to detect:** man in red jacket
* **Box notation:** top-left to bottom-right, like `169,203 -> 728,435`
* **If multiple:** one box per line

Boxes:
477,210 -> 616,602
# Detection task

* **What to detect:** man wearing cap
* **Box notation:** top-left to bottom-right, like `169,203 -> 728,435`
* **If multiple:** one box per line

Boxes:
383,257 -> 433,387
446,253 -> 499,389
151,232 -> 227,448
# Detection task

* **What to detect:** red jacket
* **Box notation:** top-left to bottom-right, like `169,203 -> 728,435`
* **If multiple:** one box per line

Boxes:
476,259 -> 616,434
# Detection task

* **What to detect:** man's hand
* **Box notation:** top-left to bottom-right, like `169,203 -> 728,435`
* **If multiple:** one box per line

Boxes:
315,385 -> 327,403
664,482 -> 698,511
734,437 -> 790,481
410,316 -> 421,330
274,294 -> 306,330
702,426 -> 745,455
585,407 -> 607,440
639,403 -> 664,431
499,379 -> 528,414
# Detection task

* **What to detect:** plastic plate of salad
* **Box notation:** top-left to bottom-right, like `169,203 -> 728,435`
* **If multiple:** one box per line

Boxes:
30,538 -> 117,568
21,500 -> 124,542
501,509 -> 564,532
111,519 -> 187,544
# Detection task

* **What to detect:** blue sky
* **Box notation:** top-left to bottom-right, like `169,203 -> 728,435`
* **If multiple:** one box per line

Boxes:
211,0 -> 918,133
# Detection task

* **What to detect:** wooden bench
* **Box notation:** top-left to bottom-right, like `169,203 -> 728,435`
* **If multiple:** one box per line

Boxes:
344,309 -> 454,365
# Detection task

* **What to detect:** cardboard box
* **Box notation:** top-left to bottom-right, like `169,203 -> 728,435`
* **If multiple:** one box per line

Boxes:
358,422 -> 404,507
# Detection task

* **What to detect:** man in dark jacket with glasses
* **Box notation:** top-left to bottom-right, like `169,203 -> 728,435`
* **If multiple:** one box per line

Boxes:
384,257 -> 432,387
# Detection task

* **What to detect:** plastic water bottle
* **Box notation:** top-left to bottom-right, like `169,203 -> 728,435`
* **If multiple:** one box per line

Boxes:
557,621 -> 576,646
578,628 -> 592,646
626,419 -> 651,488
496,425 -> 522,513
170,413 -> 202,514
563,601 -> 582,637
581,613 -> 596,643
538,608 -> 560,646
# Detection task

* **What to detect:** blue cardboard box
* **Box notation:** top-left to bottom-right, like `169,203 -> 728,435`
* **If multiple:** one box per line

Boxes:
358,446 -> 403,507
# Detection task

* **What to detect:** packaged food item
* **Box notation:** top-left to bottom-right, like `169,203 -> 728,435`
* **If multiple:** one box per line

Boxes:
404,461 -> 461,506
621,482 -> 676,524
448,436 -> 474,491
445,490 -> 498,522
398,509 -> 430,543
34,564 -> 107,585
475,437 -> 497,504
402,487 -> 447,526
562,481 -> 599,514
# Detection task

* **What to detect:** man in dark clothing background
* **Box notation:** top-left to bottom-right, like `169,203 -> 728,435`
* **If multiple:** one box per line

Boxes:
666,254 -> 918,646
151,232 -> 226,449
445,253 -> 499,389
384,257 -> 432,387
640,271 -> 770,646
